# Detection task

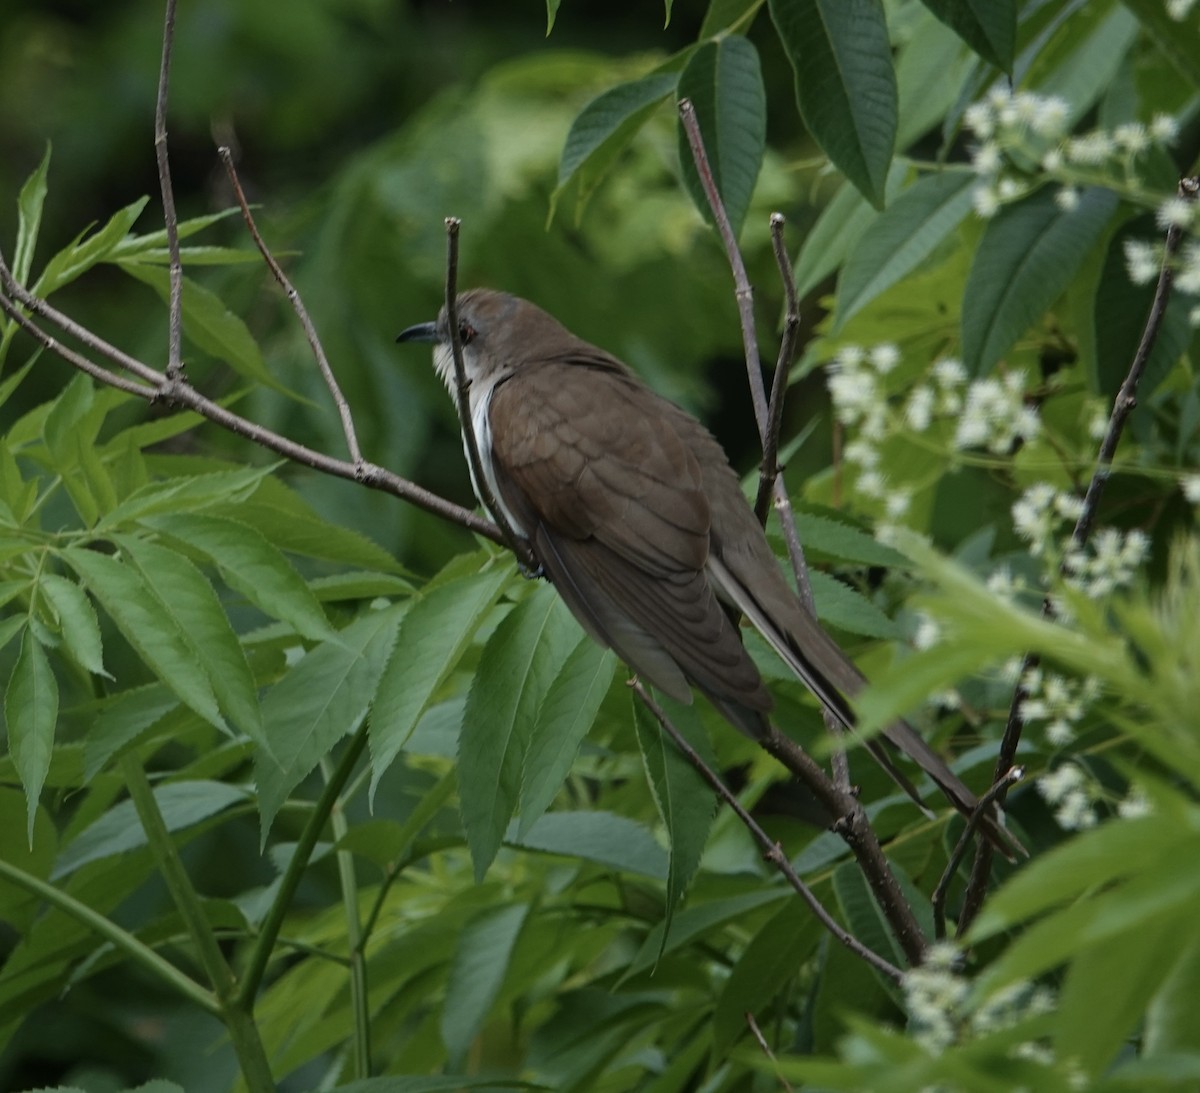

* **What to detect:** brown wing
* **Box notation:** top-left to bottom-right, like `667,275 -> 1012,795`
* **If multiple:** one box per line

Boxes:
488,360 -> 769,712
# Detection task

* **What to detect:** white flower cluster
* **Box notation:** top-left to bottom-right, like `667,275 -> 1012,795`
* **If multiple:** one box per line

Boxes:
1183,475 -> 1200,504
1037,762 -> 1098,830
1167,0 -> 1197,20
954,372 -> 1041,454
1062,527 -> 1150,596
1019,667 -> 1101,747
963,86 -> 1180,220
1011,484 -> 1084,556
1117,786 -> 1152,819
904,943 -> 1057,1056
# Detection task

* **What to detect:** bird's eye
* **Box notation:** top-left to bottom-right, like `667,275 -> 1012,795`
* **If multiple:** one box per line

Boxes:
458,321 -> 476,346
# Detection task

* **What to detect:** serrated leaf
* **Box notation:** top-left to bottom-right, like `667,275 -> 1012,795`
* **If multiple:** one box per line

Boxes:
458,584 -> 580,879
769,0 -> 897,208
506,810 -> 667,879
833,857 -> 930,991
61,547 -> 226,731
84,684 -> 180,781
962,186 -> 1119,375
792,161 -> 909,298
256,605 -> 404,839
4,627 -> 58,843
38,573 -> 107,678
631,694 -> 716,949
918,0 -> 1015,72
835,170 -> 975,329
369,564 -> 512,801
809,570 -> 901,639
33,196 -> 150,297
114,535 -> 263,744
52,780 -> 247,879
795,510 -> 908,568
118,262 -> 281,389
441,902 -> 530,1065
14,144 -> 52,287
142,511 -> 335,642
519,639 -> 616,834
98,465 -> 275,529
676,35 -> 766,238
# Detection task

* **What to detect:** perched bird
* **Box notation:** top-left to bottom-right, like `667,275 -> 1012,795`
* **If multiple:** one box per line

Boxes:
399,289 -> 1010,844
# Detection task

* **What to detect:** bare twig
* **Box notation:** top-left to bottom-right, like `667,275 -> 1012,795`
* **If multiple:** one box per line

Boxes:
631,681 -> 905,983
153,0 -> 183,382
745,1012 -> 796,1093
442,218 -> 540,572
218,145 -> 364,468
958,175 -> 1199,935
932,766 -> 1023,940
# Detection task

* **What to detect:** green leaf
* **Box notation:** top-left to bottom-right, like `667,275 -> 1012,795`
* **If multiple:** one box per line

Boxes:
458,584 -> 581,879
507,810 -> 667,879
769,0 -> 897,208
1122,0 -> 1200,88
441,902 -> 530,1065
676,35 -> 767,238
118,261 -> 282,389
142,511 -> 335,642
113,535 -> 264,744
835,170 -> 975,329
52,780 -> 248,879
1145,935 -> 1200,1055
4,627 -> 58,843
61,547 -> 226,732
519,639 -> 615,834
107,207 -> 241,260
809,571 -> 901,640
918,0 -> 1015,73
38,573 -> 107,678
256,605 -> 404,839
1093,214 -> 1193,398
13,144 -> 52,287
700,0 -> 764,37
631,695 -> 715,942
33,196 -> 150,296
546,0 -> 561,33
84,684 -> 180,781
97,465 -> 275,528
833,858 -> 931,993
369,564 -> 512,801
553,71 -> 678,221
794,510 -> 908,568
962,186 -> 1119,376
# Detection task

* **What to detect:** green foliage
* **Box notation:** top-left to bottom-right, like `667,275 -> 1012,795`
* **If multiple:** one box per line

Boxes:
1,0 -> 1200,1090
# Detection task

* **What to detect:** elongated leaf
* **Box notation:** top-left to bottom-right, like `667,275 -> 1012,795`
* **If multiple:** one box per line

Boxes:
919,0 -> 1015,72
519,639 -> 616,834
809,570 -> 901,640
441,902 -> 530,1065
114,535 -> 263,743
14,144 -> 52,287
142,511 -> 335,642
835,170 -> 975,329
700,0 -> 764,36
458,584 -> 580,879
506,810 -> 667,879
833,858 -> 931,993
256,605 -> 404,838
369,564 -> 512,800
118,262 -> 280,389
963,186 -> 1119,375
1145,934 -> 1200,1055
1123,0 -> 1200,88
62,547 -> 226,732
38,573 -> 106,678
33,196 -> 150,296
769,0 -> 897,208
98,465 -> 274,528
676,35 -> 767,238
84,684 -> 180,781
107,206 -> 241,260
5,628 -> 58,842
794,510 -> 907,568
52,780 -> 248,879
631,694 -> 715,942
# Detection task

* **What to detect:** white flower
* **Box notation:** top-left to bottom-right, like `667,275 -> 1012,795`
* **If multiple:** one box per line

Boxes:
973,184 -> 1001,218
1177,242 -> 1200,295
964,100 -> 995,138
1066,131 -> 1114,165
913,615 -> 942,651
933,358 -> 966,388
1150,113 -> 1180,143
856,469 -> 887,498
885,490 -> 912,519
1182,475 -> 1200,503
905,385 -> 934,432
1124,239 -> 1159,285
997,177 -> 1024,201
1167,0 -> 1196,21
1041,147 -> 1065,172
1118,788 -> 1151,819
844,437 -> 879,468
972,142 -> 1003,175
1037,763 -> 1085,805
1055,186 -> 1080,212
1032,96 -> 1070,138
1156,196 -> 1196,231
869,343 -> 901,374
1113,123 -> 1150,154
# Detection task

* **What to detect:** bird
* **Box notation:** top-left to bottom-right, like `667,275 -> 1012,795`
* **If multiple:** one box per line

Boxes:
398,288 -> 1013,848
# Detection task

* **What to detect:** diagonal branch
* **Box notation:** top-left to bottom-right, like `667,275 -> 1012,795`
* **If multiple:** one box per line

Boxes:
153,0 -> 184,382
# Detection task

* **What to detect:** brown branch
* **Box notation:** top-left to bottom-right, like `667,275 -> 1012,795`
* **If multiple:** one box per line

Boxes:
958,175 -> 1199,935
631,682 -> 905,983
442,218 -> 539,572
745,1012 -> 796,1093
217,145 -> 364,469
153,0 -> 183,382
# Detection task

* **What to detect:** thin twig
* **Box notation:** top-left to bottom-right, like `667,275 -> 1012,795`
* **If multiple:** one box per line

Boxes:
631,681 -> 904,983
153,0 -> 183,382
745,1012 -> 796,1093
932,766 -> 1023,940
218,145 -> 364,469
678,98 -> 769,440
958,175 -> 1199,935
0,282 -> 501,543
442,218 -> 539,572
